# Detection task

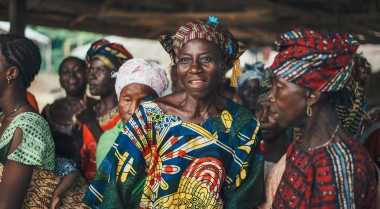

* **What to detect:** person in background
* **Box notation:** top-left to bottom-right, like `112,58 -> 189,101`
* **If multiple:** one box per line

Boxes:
96,58 -> 169,168
0,34 -> 55,208
49,131 -> 88,209
237,62 -> 265,113
83,16 -> 264,208
267,27 -> 377,208
42,56 -> 91,166
75,39 -> 133,181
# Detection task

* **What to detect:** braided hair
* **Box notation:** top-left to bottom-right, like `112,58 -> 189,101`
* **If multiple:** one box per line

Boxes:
0,34 -> 41,88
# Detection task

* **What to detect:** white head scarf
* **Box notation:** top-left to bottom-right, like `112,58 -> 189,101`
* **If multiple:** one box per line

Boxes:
112,58 -> 169,99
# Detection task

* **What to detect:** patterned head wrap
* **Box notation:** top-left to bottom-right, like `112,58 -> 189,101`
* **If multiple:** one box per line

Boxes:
270,27 -> 364,134
159,16 -> 246,87
85,39 -> 133,72
238,62 -> 266,90
112,58 -> 169,99
352,53 -> 372,88
257,68 -> 274,104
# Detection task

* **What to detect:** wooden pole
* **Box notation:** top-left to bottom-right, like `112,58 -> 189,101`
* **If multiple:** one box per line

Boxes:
9,0 -> 26,36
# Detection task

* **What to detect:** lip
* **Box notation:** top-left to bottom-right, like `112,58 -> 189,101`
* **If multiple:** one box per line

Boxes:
187,79 -> 206,89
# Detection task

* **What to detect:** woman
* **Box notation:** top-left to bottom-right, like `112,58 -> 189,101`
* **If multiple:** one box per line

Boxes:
83,16 -> 264,208
237,62 -> 265,113
76,39 -> 133,181
267,27 -> 378,208
0,34 -> 55,208
96,58 -> 169,168
42,56 -> 89,164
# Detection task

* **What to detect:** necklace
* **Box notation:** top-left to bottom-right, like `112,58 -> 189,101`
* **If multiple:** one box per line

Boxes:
0,103 -> 28,128
307,124 -> 340,151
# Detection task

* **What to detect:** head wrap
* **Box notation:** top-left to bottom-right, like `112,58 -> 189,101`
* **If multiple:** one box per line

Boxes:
270,27 -> 364,134
85,39 -> 133,72
112,58 -> 169,99
159,16 -> 246,87
257,68 -> 273,104
238,62 -> 266,90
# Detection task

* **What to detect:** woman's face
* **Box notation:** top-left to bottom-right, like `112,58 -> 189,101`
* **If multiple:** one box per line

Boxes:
267,75 -> 307,128
118,83 -> 158,124
255,101 -> 286,141
239,79 -> 260,113
87,59 -> 115,97
59,59 -> 87,96
177,39 -> 224,99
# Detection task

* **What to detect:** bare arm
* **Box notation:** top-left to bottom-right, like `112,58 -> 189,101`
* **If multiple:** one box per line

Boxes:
50,171 -> 79,209
0,128 -> 34,209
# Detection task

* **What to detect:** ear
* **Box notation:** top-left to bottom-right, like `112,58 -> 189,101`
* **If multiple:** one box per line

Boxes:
6,66 -> 19,81
305,90 -> 321,106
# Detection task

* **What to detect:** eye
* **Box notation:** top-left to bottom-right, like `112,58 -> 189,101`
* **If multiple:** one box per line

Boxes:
179,57 -> 190,64
201,56 -> 212,63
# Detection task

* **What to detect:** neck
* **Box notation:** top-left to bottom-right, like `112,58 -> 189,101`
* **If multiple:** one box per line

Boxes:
66,94 -> 85,105
99,91 -> 118,112
0,89 -> 28,114
183,93 -> 218,119
301,102 -> 343,149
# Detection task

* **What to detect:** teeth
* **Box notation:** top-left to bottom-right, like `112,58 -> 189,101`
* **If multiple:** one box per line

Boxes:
190,80 -> 203,83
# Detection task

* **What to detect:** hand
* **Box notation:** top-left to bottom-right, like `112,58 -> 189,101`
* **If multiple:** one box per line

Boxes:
50,195 -> 61,209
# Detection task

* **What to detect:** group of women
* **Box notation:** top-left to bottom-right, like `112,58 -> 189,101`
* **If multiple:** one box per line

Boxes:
0,16 -> 378,209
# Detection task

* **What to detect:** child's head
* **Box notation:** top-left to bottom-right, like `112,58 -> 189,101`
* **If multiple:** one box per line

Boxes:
52,131 -> 78,159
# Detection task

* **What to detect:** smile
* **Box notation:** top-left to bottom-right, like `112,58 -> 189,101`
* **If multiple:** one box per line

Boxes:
188,80 -> 206,88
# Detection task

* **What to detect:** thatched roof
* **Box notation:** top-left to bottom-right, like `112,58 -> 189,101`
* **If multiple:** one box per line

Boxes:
0,0 -> 379,47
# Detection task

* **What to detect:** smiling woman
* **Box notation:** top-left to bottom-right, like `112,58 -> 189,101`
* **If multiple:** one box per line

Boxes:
83,17 -> 265,209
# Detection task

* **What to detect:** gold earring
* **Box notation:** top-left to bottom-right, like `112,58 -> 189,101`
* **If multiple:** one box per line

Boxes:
306,105 -> 312,117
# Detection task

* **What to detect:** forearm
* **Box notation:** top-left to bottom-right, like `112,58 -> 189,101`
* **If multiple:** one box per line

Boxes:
52,171 -> 79,197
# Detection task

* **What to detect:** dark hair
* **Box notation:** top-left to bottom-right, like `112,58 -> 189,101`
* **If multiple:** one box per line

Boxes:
0,34 -> 41,88
51,131 -> 77,159
58,56 -> 86,74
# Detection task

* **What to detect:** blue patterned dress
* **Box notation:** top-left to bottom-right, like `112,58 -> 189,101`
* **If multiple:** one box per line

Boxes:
83,99 -> 265,209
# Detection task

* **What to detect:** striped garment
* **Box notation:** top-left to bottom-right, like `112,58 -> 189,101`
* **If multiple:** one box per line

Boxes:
272,138 -> 378,208
83,100 -> 265,209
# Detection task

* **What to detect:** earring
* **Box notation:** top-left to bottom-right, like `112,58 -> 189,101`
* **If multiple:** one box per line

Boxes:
306,105 -> 312,117
7,77 -> 10,84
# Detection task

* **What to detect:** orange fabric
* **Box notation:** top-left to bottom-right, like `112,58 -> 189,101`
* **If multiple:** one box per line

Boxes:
27,91 -> 39,112
80,114 -> 120,181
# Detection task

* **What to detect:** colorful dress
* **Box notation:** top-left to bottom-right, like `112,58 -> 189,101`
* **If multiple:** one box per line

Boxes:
272,138 -> 378,208
81,106 -> 120,181
0,112 -> 55,208
83,100 -> 265,209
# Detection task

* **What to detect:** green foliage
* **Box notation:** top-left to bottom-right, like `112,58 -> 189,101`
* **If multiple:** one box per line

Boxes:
29,25 -> 103,73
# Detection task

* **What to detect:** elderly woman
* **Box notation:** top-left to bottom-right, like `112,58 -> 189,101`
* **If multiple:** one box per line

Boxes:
237,62 -> 265,113
0,34 -> 55,208
83,17 -> 264,209
96,58 -> 169,168
267,27 -> 378,208
76,39 -> 133,181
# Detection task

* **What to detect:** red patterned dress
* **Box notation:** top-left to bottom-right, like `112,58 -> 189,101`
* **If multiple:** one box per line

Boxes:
272,138 -> 378,208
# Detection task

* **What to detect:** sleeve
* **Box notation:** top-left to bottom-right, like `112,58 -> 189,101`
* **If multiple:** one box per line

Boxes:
83,105 -> 149,209
55,157 -> 77,178
222,113 -> 265,209
7,113 -> 55,170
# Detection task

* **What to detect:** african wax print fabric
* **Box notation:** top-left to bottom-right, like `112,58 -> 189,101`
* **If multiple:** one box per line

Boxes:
0,112 -> 55,169
86,39 -> 133,71
81,107 -> 120,181
83,100 -> 265,209
272,138 -> 378,208
56,156 -> 77,178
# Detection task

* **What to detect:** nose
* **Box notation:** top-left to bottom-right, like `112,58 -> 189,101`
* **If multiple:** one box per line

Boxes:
87,69 -> 96,81
267,87 -> 275,103
128,101 -> 140,116
189,59 -> 203,74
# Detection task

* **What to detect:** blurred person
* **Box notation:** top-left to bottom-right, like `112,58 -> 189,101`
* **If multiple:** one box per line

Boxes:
75,39 -> 133,181
237,62 -> 265,113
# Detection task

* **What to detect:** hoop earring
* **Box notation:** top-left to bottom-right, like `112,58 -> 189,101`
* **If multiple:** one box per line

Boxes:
306,105 -> 312,117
